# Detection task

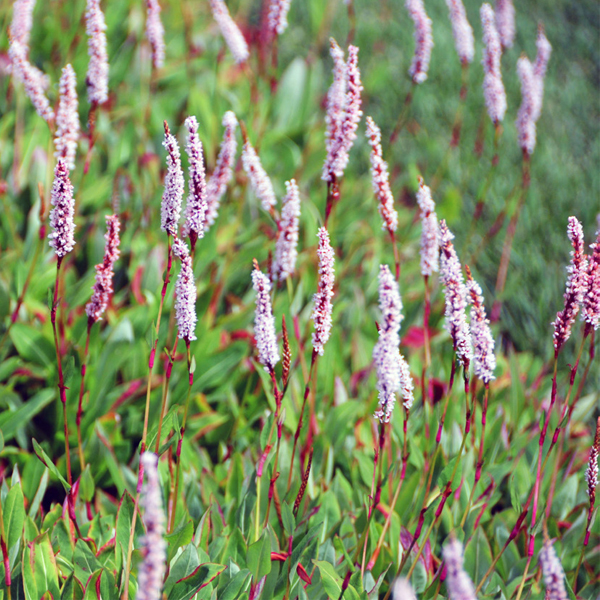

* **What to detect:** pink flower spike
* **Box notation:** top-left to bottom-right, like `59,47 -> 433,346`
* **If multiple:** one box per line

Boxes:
481,3 -> 506,124
390,578 -> 417,600
85,0 -> 109,105
311,227 -> 335,356
405,0 -> 434,84
48,160 -> 76,258
582,229 -> 600,331
417,177 -> 439,277
445,0 -> 474,65
242,138 -> 276,212
272,179 -> 301,282
182,116 -> 207,246
251,267 -> 279,372
515,57 -> 538,155
552,217 -> 588,352
494,0 -> 515,49
532,27 -> 552,121
9,0 -> 35,48
86,214 -> 120,322
54,64 -> 80,171
137,452 -> 167,600
172,239 -> 197,341
267,0 -> 292,36
442,537 -> 477,600
439,220 -> 472,368
146,0 -> 165,69
210,0 -> 249,64
366,116 -> 397,233
538,538 -> 568,600
161,123 -> 185,237
399,354 -> 414,411
205,111 -> 238,230
586,418 -> 600,506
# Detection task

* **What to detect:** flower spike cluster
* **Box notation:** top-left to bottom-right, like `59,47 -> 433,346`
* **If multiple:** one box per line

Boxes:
465,267 -> 496,384
172,240 -> 197,341
538,538 -> 568,600
136,452 -> 166,600
311,228 -> 335,356
86,214 -> 120,322
322,40 -> 363,183
9,0 -> 35,47
439,221 -> 472,368
582,228 -> 600,331
442,537 -> 477,600
481,3 -> 506,124
267,0 -> 292,36
182,116 -> 207,246
54,64 -> 80,171
494,0 -> 515,49
552,217 -> 588,352
390,578 -> 417,600
445,0 -> 474,65
242,138 -> 276,212
272,179 -> 301,282
210,0 -> 249,64
417,177 -> 439,277
85,0 -> 109,105
373,264 -> 404,423
146,0 -> 165,69
205,111 -> 238,229
252,266 -> 279,372
586,418 -> 600,506
406,0 -> 434,84
366,116 -> 398,233
48,160 -> 76,258
161,123 -> 185,237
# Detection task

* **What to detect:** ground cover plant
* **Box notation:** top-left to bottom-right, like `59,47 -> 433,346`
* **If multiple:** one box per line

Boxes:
0,0 -> 598,598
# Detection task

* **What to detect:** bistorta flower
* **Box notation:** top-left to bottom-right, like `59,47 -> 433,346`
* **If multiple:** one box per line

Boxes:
494,0 -> 515,49
85,214 -> 120,322
532,27 -> 552,120
267,0 -> 292,36
582,228 -> 600,332
442,537 -> 478,600
552,217 -> 588,352
9,0 -> 35,47
205,111 -> 238,230
439,220 -> 472,368
481,3 -> 506,124
585,417 -> 600,506
417,177 -> 439,277
272,179 -> 300,282
538,537 -> 568,600
252,267 -> 279,372
136,452 -> 166,600
399,354 -> 414,411
242,138 -> 276,212
390,577 -> 417,600
406,0 -> 434,84
161,122 -> 185,237
54,64 -> 80,171
210,0 -> 250,64
182,116 -> 207,247
48,160 -> 76,258
366,116 -> 398,233
311,227 -> 335,356
85,0 -> 109,105
445,0 -> 474,65
146,0 -> 165,69
172,239 -> 197,342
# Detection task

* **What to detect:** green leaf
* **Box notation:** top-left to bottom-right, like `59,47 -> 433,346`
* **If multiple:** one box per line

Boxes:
8,323 -> 54,367
438,455 -> 461,489
4,483 -> 25,567
281,502 -> 295,536
0,389 -> 54,443
314,560 -> 343,599
73,539 -> 101,585
246,534 -> 271,580
32,439 -> 71,492
163,544 -> 200,595
165,519 -> 194,565
166,563 -> 226,600
219,569 -> 251,600
82,569 -> 102,600
79,465 -> 95,503
114,491 -> 135,572
22,531 -> 61,600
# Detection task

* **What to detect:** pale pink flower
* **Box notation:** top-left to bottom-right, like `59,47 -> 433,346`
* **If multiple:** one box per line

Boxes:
136,452 -> 166,600
538,538 -> 567,600
48,160 -> 76,258
251,268 -> 279,372
54,64 -> 80,171
182,116 -> 207,246
494,0 -> 515,49
210,0 -> 249,64
481,3 -> 506,124
272,179 -> 300,282
399,354 -> 414,411
406,0 -> 434,84
552,217 -> 588,351
390,578 -> 417,600
311,227 -> 335,356
242,139 -> 276,212
9,0 -> 35,47
366,116 -> 397,233
515,57 -> 538,155
85,0 -> 109,105
442,537 -> 477,600
86,215 -> 120,322
582,229 -> 600,331
532,28 -> 552,121
146,0 -> 165,69
445,0 -> 474,64
439,221 -> 472,367
172,240 -> 197,341
161,125 -> 185,237
586,419 -> 600,504
267,0 -> 292,36
417,177 -> 438,277
205,111 -> 238,230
